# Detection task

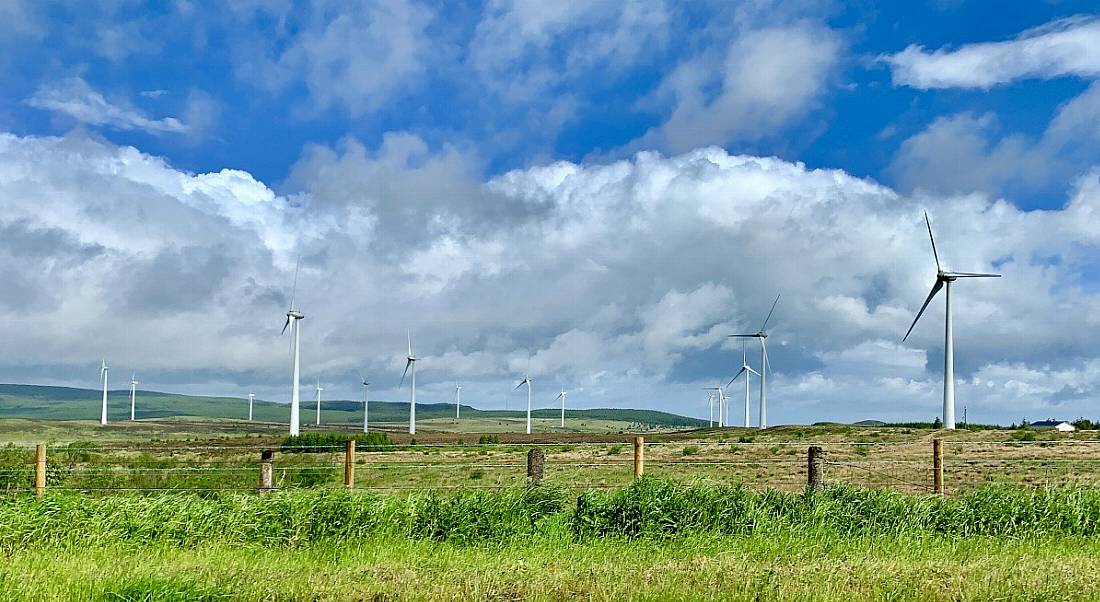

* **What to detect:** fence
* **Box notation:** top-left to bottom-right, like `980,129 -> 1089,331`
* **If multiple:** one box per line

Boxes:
3,437 -> 1100,496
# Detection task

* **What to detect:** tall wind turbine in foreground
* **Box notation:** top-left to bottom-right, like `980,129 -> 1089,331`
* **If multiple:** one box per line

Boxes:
454,384 -> 461,420
314,379 -> 324,425
903,211 -> 1000,430
129,373 -> 139,421
281,261 -> 304,436
248,392 -> 255,421
555,388 -> 567,428
515,372 -> 533,434
401,332 -> 417,435
727,341 -> 760,428
99,360 -> 109,426
359,373 -> 370,433
730,294 -> 780,429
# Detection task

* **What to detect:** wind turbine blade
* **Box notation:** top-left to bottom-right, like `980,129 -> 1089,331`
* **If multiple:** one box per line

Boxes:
281,316 -> 290,335
925,211 -> 942,272
760,338 -> 770,373
514,381 -> 525,390
760,294 -> 781,331
289,256 -> 300,309
945,272 -> 1001,278
746,367 -> 761,376
407,331 -> 412,357
400,358 -> 411,386
902,279 -> 944,342
726,367 -> 747,388
728,334 -> 757,338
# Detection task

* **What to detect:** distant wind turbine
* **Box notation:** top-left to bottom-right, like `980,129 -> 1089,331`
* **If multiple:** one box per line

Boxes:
702,386 -> 724,427
706,391 -> 716,427
515,372 -> 533,434
400,332 -> 417,435
129,373 -> 139,421
281,259 -> 305,436
359,372 -> 370,433
99,360 -> 109,426
903,211 -> 1000,430
314,379 -> 324,426
248,391 -> 255,421
455,383 -> 461,420
555,388 -> 567,428
727,341 -> 760,428
730,294 -> 780,429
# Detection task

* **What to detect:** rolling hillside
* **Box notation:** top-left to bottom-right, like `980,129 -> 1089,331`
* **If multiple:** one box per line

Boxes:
0,384 -> 707,429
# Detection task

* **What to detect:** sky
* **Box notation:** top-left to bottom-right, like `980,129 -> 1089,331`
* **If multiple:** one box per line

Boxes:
0,0 -> 1098,426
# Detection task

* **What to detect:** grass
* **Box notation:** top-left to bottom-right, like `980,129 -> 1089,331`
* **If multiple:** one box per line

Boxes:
4,482 -> 1100,599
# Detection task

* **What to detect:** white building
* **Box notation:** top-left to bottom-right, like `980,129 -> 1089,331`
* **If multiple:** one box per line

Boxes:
1056,422 -> 1076,433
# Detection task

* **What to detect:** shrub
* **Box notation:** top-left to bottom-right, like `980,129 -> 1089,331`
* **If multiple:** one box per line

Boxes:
477,435 -> 500,445
607,445 -> 624,455
681,445 -> 700,456
280,432 -> 393,453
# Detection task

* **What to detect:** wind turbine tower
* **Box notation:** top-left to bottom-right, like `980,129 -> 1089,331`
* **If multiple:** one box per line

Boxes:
903,211 -> 1000,429
360,374 -> 370,433
314,379 -> 324,426
129,373 -> 138,421
515,373 -> 533,434
455,384 -> 461,419
281,260 -> 305,436
555,388 -> 567,428
99,360 -> 109,426
730,294 -> 780,429
401,332 -> 418,435
248,392 -> 255,421
727,341 -> 760,428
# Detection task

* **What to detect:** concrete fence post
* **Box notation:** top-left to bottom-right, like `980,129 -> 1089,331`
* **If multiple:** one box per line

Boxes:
807,445 -> 824,490
633,436 -> 644,479
933,438 -> 944,495
344,439 -> 355,490
259,450 -> 274,493
527,449 -> 544,484
34,443 -> 46,498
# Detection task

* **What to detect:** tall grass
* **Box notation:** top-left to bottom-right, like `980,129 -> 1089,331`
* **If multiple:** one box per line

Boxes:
3,480 -> 1100,554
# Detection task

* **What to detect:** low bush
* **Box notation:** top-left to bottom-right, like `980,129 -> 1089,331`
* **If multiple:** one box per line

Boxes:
280,432 -> 393,453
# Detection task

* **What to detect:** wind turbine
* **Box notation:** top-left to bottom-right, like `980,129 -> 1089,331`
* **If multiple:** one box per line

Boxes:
248,391 -> 255,421
702,386 -> 724,427
903,211 -> 1000,430
314,379 -> 324,426
515,372 -> 532,434
454,384 -> 461,420
400,332 -> 417,435
706,391 -> 716,427
359,372 -> 370,433
727,341 -> 760,428
730,294 -> 780,429
555,388 -> 567,428
281,260 -> 304,436
99,360 -> 109,426
129,373 -> 138,421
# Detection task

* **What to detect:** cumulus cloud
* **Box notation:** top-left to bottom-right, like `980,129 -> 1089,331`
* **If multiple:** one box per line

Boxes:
0,131 -> 1098,425
27,78 -> 188,134
884,16 -> 1100,89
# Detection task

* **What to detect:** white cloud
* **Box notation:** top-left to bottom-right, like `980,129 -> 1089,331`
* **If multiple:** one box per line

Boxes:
1,131 -> 1098,425
27,78 -> 188,134
884,16 -> 1100,89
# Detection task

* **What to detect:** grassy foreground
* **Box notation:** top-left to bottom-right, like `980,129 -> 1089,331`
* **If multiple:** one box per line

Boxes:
3,481 -> 1100,600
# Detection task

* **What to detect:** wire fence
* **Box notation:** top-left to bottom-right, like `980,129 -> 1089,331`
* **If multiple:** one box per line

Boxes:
4,437 -> 1100,496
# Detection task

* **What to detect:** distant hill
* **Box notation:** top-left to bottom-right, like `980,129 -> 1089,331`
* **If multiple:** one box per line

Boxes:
0,384 -> 707,428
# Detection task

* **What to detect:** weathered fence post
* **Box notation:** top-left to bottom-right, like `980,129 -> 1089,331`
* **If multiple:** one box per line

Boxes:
933,438 -> 944,495
527,448 -> 544,484
259,450 -> 274,493
34,443 -> 46,498
344,439 -> 355,490
807,445 -> 824,490
633,436 -> 644,479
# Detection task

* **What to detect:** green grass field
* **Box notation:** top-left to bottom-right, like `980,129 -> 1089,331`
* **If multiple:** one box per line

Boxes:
3,482 -> 1100,600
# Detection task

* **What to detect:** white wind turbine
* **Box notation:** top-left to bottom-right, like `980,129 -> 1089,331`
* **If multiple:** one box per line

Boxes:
281,260 -> 304,437
702,386 -> 724,427
726,341 -> 760,428
730,294 -> 780,430
903,211 -> 1000,430
248,391 -> 255,421
359,372 -> 370,433
554,388 -> 567,428
705,391 -> 716,427
454,384 -> 461,420
400,332 -> 417,435
99,360 -> 109,426
515,371 -> 533,434
129,373 -> 139,421
314,379 -> 324,426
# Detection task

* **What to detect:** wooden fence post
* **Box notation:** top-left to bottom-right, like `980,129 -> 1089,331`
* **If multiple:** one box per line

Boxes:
807,445 -> 824,490
34,443 -> 46,498
633,436 -> 644,479
344,439 -> 355,490
933,438 -> 944,495
259,450 -> 274,493
526,449 -> 544,484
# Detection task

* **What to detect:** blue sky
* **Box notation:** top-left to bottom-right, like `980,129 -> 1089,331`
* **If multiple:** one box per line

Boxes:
1,1 -> 1099,425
